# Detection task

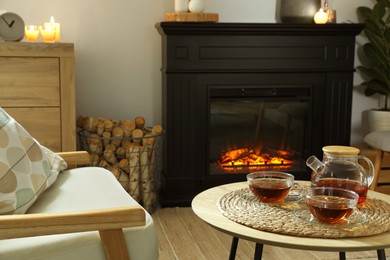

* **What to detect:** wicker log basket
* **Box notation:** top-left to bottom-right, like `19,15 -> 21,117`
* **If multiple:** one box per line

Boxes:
77,115 -> 164,213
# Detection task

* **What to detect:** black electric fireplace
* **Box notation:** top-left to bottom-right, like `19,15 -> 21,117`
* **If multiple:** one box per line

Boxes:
209,85 -> 310,175
157,23 -> 364,206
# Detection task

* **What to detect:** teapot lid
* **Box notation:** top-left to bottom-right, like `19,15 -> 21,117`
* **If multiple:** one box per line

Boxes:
322,145 -> 360,155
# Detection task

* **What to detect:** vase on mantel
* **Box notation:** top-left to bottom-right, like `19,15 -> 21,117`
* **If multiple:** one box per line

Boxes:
278,0 -> 321,23
188,0 -> 205,13
175,0 -> 189,13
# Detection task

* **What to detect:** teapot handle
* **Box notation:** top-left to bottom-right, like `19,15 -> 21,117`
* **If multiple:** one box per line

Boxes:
358,155 -> 375,187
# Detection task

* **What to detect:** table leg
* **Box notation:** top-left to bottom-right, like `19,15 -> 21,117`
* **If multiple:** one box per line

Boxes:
229,237 -> 239,260
377,249 -> 386,260
254,243 -> 264,260
339,252 -> 346,260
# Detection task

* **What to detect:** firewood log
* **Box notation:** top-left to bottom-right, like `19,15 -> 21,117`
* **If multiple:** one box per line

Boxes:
118,170 -> 130,191
121,139 -> 133,150
87,133 -> 101,145
82,116 -> 99,132
104,144 -> 117,164
89,142 -> 103,156
142,134 -> 155,146
99,159 -> 109,169
135,116 -> 145,129
96,121 -> 105,135
132,129 -> 144,145
152,124 -> 163,135
111,126 -> 124,147
90,154 -> 101,166
128,146 -> 141,202
121,119 -> 136,138
140,146 -> 156,210
76,115 -> 88,128
112,120 -> 121,128
116,146 -> 126,159
118,159 -> 129,174
104,119 -> 114,132
102,131 -> 111,147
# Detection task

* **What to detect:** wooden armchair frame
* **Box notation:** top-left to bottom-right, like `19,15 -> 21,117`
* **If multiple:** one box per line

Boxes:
0,151 -> 145,260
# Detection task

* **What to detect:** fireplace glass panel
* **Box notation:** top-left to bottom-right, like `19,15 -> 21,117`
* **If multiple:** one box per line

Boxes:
210,95 -> 309,175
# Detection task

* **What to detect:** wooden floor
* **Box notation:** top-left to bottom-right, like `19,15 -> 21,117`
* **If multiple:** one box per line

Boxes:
152,207 -> 390,260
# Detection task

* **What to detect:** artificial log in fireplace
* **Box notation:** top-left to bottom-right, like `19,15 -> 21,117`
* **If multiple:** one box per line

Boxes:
157,22 -> 364,206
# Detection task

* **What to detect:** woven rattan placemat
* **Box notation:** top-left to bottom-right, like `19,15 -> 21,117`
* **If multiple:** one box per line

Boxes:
217,188 -> 390,238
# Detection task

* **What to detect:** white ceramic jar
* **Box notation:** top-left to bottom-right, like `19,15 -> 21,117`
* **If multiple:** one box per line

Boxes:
175,0 -> 189,13
188,0 -> 205,13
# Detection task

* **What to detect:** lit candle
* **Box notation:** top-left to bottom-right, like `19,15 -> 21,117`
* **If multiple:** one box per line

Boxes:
314,9 -> 328,24
40,25 -> 56,43
25,25 -> 39,42
44,16 -> 60,42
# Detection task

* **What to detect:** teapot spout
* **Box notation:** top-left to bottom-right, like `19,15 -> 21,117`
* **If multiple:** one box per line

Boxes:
306,156 -> 324,173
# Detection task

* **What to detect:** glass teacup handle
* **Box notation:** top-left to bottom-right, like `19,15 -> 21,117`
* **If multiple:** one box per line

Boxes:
358,155 -> 375,187
285,183 -> 305,202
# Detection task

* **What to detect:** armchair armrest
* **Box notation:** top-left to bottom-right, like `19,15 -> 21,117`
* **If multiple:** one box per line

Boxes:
0,205 -> 145,239
57,151 -> 91,168
0,206 -> 145,260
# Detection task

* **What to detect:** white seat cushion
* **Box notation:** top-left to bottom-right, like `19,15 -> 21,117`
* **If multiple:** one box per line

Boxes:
0,167 -> 158,260
364,131 -> 390,152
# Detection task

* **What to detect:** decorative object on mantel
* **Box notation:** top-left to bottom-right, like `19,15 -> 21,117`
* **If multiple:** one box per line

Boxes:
165,12 -> 218,22
326,9 -> 336,23
166,0 -> 218,22
323,0 -> 337,23
278,0 -> 321,23
188,0 -> 205,13
357,0 -> 390,132
77,115 -> 164,213
313,8 -> 328,24
175,0 -> 189,12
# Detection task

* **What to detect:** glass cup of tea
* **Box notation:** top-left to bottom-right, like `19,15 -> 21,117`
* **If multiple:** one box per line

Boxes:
305,187 -> 359,224
247,171 -> 301,203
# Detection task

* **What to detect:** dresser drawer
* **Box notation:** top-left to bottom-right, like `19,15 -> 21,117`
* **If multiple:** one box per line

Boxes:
4,107 -> 61,152
0,57 -> 60,107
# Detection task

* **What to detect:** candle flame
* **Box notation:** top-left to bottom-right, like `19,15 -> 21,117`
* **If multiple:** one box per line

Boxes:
50,16 -> 55,24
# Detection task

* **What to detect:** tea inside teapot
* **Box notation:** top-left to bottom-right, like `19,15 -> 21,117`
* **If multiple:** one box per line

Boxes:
306,145 -> 374,204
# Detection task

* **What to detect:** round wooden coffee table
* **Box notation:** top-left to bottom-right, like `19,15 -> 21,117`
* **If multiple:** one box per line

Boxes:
191,182 -> 390,260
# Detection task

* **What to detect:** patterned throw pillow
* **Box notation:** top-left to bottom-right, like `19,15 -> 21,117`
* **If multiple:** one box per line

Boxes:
0,107 -> 67,214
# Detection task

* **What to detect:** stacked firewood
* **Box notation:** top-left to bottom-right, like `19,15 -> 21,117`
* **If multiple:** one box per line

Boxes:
76,115 -> 163,213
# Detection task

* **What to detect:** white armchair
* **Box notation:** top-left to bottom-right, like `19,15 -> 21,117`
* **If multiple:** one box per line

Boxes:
0,151 -> 158,260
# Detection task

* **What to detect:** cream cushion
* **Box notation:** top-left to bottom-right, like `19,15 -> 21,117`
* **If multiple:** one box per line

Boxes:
0,107 -> 67,214
364,131 -> 390,152
0,167 -> 158,260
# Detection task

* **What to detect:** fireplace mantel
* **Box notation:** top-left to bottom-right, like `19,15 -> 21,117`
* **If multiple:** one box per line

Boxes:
158,22 -> 364,206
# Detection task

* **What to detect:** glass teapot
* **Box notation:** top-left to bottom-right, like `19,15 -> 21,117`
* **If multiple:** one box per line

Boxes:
306,145 -> 374,204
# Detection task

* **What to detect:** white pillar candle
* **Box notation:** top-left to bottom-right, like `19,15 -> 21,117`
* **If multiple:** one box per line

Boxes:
44,16 -> 60,42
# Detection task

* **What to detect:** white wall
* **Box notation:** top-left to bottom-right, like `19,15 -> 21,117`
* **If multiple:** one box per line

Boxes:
0,0 -> 378,144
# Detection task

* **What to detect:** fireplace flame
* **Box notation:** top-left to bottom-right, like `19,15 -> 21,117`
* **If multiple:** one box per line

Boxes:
217,147 -> 294,172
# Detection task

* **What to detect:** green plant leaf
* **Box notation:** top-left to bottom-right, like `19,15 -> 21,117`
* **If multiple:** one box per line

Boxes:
385,27 -> 390,42
362,79 -> 390,96
356,0 -> 390,104
372,1 -> 386,20
363,43 -> 388,67
358,65 -> 390,85
357,6 -> 372,19
364,19 -> 384,39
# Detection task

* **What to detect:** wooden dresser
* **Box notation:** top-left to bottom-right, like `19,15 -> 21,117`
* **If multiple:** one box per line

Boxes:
0,42 -> 76,152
